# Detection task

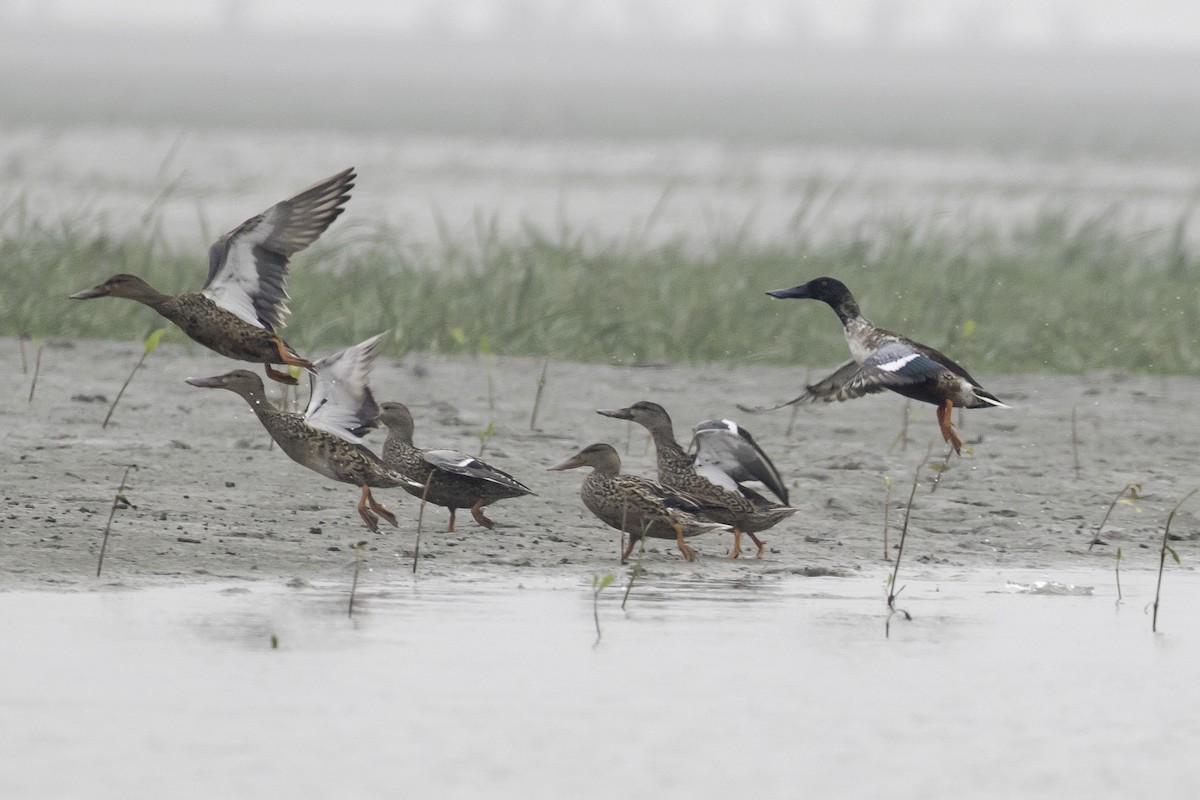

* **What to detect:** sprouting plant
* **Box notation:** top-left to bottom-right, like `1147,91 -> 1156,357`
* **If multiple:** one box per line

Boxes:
269,634 -> 279,649
18,331 -> 29,374
1114,547 -> 1123,603
1071,405 -> 1081,480
1088,481 -> 1142,550
476,421 -> 495,458
26,337 -> 43,403
882,475 -> 894,561
96,464 -> 137,578
592,573 -> 615,646
886,444 -> 932,637
480,335 -> 495,412
1151,486 -> 1199,632
103,327 -> 166,428
888,400 -> 912,455
529,359 -> 549,431
349,539 -> 368,618
412,472 -> 435,575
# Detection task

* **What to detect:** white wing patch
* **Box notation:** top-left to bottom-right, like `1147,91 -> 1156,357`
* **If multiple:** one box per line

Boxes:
875,351 -> 921,373
303,333 -> 386,444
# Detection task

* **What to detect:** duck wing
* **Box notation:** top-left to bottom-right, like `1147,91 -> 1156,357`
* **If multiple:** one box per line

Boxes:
808,342 -> 945,402
303,332 -> 385,443
202,167 -> 356,331
692,419 -> 789,505
423,449 -> 532,494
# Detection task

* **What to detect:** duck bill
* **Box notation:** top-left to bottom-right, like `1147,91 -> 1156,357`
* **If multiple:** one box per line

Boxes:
69,284 -> 110,300
765,284 -> 812,300
185,375 -> 229,389
548,455 -> 585,472
596,407 -> 634,421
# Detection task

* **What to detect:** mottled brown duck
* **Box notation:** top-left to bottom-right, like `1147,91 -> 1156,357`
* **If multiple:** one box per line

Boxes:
377,401 -> 533,531
549,443 -> 729,563
598,401 -> 796,559
762,277 -> 1009,454
71,167 -> 355,385
186,333 -> 420,532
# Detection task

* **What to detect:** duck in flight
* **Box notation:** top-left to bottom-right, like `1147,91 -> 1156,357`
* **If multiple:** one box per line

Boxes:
71,168 -> 355,385
764,277 -> 1008,454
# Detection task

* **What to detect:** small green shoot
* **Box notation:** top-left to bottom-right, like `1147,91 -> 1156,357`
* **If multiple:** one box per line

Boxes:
621,524 -> 651,610
882,475 -> 894,561
1114,547 -> 1123,603
1152,486 -> 1199,632
18,331 -> 29,374
476,421 -> 495,458
529,359 -> 549,430
887,444 -> 932,637
26,338 -> 42,403
888,400 -> 912,455
349,539 -> 368,618
103,327 -> 166,428
270,634 -> 279,649
1088,481 -> 1142,550
1071,405 -> 1081,480
412,472 -> 435,574
592,572 -> 615,645
96,464 -> 137,577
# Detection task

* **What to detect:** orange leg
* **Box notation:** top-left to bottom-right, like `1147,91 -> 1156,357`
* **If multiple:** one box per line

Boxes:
263,364 -> 299,385
747,532 -> 767,559
357,486 -> 380,533
364,487 -> 398,528
673,522 -> 696,562
936,399 -> 964,455
726,528 -> 743,559
470,498 -> 496,529
621,536 -> 636,564
273,336 -> 313,369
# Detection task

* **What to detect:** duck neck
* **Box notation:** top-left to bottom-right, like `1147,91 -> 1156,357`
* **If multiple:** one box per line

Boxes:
829,295 -> 864,327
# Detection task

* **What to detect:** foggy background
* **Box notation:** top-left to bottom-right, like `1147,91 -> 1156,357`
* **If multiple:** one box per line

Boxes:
3,0 -> 1200,250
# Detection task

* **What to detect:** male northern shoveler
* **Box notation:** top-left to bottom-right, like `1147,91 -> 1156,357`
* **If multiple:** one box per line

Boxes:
71,168 -> 355,386
597,402 -> 796,558
549,443 -> 730,563
186,332 -> 421,532
377,401 -> 533,532
766,276 -> 1009,454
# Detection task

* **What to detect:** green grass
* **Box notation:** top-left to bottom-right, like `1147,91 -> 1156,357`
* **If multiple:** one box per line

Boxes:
7,199 -> 1200,374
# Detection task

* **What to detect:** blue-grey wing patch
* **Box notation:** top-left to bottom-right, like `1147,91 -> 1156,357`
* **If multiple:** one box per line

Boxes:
202,168 -> 355,331
692,418 -> 789,505
423,449 -> 532,494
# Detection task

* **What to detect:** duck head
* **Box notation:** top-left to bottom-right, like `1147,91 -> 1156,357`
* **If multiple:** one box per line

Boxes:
596,400 -> 674,434
376,401 -> 416,443
186,369 -> 267,402
548,443 -> 622,475
767,276 -> 861,322
70,274 -> 164,303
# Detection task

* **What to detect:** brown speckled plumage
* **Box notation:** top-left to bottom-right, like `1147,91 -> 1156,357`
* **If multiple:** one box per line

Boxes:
71,168 -> 355,385
598,401 -> 796,558
378,402 -> 532,531
549,443 -> 728,563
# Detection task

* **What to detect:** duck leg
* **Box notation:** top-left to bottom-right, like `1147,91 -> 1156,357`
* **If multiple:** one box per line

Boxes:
936,399 -> 964,455
469,499 -> 496,529
747,532 -> 767,559
357,487 -> 381,533
621,536 -> 637,564
673,522 -> 696,562
364,487 -> 398,528
264,364 -> 299,385
725,528 -> 743,559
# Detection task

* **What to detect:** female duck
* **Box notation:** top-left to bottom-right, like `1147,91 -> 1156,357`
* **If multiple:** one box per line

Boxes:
72,168 -> 355,385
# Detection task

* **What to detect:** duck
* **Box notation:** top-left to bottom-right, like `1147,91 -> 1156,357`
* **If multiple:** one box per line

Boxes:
377,401 -> 533,531
597,402 -> 796,559
765,276 -> 1009,454
186,332 -> 421,532
71,167 -> 355,386
549,443 -> 730,563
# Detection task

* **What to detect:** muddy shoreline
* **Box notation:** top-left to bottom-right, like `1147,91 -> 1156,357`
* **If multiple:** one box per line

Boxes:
3,336 -> 1197,590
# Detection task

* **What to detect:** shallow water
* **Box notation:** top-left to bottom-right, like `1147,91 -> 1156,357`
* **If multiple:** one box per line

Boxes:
2,569 -> 1199,799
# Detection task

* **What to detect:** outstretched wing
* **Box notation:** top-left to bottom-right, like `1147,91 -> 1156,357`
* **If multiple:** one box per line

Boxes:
807,342 -> 944,402
692,418 -> 789,505
303,332 -> 385,443
202,167 -> 356,331
423,449 -> 532,494
737,359 -> 860,414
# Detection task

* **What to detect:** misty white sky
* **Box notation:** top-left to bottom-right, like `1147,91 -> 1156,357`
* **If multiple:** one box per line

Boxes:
4,0 -> 1200,49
